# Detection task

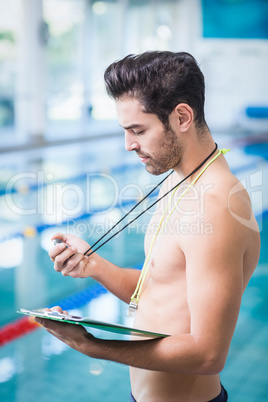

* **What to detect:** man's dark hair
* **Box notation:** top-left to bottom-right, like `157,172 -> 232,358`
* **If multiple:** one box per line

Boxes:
104,51 -> 207,131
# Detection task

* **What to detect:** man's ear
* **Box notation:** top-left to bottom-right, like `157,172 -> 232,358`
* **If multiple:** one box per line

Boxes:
173,103 -> 193,132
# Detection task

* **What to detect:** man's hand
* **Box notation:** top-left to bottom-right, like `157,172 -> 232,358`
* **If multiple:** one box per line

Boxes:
49,233 -> 99,279
48,233 -> 141,304
34,306 -> 94,353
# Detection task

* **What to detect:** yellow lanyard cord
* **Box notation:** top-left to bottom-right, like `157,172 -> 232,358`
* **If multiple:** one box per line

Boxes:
127,147 -> 230,317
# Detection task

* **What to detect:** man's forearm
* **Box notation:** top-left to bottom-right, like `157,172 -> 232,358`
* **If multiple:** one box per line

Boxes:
91,256 -> 141,303
35,315 -> 225,376
80,332 -> 223,375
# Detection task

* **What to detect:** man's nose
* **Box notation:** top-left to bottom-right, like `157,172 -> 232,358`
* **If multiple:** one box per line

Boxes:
125,132 -> 140,152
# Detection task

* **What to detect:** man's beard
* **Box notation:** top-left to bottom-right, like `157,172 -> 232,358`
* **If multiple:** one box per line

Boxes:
142,127 -> 183,176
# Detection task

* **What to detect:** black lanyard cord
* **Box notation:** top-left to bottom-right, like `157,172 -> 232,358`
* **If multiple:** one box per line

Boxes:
84,143 -> 218,257
83,170 -> 173,256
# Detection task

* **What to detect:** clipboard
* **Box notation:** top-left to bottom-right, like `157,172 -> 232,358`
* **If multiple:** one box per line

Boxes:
18,308 -> 169,338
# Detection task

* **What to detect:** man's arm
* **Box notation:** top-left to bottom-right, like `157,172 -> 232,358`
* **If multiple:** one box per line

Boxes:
49,233 -> 140,303
38,204 -> 248,375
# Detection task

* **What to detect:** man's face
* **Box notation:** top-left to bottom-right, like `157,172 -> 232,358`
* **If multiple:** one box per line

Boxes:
116,97 -> 183,175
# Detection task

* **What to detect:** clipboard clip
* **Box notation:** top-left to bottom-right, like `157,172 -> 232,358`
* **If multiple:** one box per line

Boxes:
19,308 -> 80,321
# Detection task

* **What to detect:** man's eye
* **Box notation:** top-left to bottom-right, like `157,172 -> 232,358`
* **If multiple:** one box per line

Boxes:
133,130 -> 144,135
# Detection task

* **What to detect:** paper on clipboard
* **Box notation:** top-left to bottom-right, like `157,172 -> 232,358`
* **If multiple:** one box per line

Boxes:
18,308 -> 169,338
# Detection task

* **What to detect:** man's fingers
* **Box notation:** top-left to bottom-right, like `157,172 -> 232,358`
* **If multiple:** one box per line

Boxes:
50,306 -> 64,313
49,242 -> 69,260
53,247 -> 78,271
53,246 -> 77,263
34,308 -> 67,328
61,255 -> 88,277
51,233 -> 68,243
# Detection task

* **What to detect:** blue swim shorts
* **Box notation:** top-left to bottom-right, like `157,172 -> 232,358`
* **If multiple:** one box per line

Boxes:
130,383 -> 228,401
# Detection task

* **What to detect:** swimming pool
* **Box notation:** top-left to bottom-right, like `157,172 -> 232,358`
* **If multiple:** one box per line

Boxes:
0,135 -> 267,401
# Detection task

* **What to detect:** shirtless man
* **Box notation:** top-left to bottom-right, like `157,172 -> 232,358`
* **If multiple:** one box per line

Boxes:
35,52 -> 260,402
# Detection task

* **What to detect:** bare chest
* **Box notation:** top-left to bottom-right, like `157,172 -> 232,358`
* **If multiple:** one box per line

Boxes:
143,187 -> 213,282
143,205 -> 186,284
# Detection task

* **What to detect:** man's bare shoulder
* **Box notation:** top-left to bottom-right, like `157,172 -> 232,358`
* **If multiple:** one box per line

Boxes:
180,167 -> 260,278
203,169 -> 256,229
175,162 -> 257,239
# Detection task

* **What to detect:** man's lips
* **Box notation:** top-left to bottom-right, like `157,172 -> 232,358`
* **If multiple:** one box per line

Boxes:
137,154 -> 150,163
139,156 -> 149,163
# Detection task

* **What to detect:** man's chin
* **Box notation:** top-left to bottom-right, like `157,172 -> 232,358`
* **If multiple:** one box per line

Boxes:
145,164 -> 168,176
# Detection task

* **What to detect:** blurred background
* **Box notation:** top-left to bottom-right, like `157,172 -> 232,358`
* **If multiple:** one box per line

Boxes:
0,0 -> 267,401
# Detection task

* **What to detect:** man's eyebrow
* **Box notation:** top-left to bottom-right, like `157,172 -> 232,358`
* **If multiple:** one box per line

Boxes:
119,123 -> 144,130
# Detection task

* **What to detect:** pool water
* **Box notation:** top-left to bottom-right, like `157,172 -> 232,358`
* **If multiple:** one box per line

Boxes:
0,136 -> 267,401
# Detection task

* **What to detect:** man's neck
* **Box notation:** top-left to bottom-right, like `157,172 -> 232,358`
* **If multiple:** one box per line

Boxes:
173,132 -> 216,180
